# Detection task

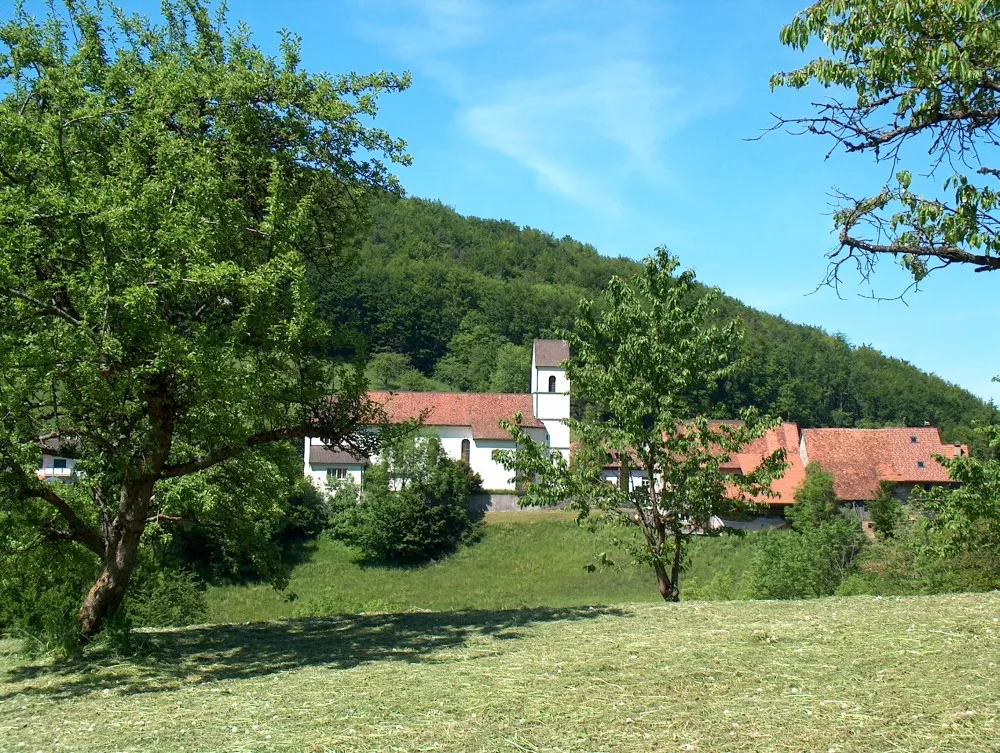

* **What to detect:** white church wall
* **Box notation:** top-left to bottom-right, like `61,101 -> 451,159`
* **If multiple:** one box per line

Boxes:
472,427 -> 547,491
37,454 -> 77,481
307,463 -> 365,492
306,424 -> 548,493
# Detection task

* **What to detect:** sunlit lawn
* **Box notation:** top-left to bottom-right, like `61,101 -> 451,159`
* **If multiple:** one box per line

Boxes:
1,592 -> 997,752
206,512 -> 754,622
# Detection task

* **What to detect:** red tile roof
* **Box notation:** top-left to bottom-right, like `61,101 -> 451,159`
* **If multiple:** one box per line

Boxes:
801,427 -> 965,501
731,422 -> 806,505
533,339 -> 570,368
599,421 -> 804,505
368,391 -> 543,440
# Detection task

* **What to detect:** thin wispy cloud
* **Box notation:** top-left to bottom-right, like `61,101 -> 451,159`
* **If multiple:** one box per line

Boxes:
352,0 -> 720,215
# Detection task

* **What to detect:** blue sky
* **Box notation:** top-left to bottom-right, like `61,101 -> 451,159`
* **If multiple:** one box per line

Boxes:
36,0 -> 1000,402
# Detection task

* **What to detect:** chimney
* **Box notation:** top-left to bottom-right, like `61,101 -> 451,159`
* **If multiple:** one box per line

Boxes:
954,443 -> 964,457
923,420 -> 931,427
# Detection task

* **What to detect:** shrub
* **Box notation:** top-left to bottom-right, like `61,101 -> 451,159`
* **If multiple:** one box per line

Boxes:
127,568 -> 207,628
0,536 -> 206,653
746,463 -> 866,600
867,481 -> 903,539
162,445 -> 329,585
836,517 -> 1000,597
330,435 -> 482,564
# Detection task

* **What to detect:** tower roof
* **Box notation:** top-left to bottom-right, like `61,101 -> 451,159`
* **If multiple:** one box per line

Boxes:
533,339 -> 569,368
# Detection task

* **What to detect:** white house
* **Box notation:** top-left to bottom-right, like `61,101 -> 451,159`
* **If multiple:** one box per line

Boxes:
35,437 -> 78,482
304,339 -> 571,493
36,453 -> 77,482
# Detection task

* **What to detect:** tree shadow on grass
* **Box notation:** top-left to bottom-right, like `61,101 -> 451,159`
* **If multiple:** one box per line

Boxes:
1,605 -> 629,700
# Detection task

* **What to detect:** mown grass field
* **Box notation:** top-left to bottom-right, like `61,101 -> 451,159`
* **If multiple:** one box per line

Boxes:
2,592 -> 998,752
207,512 -> 753,622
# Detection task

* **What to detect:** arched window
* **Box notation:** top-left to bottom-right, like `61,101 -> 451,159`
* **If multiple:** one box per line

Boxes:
461,438 -> 471,465
548,375 -> 557,393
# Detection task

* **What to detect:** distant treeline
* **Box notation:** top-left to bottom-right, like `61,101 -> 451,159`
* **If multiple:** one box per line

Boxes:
310,195 -> 995,449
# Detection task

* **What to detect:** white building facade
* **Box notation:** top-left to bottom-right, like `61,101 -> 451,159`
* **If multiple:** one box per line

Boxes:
304,339 -> 571,494
530,339 -> 571,461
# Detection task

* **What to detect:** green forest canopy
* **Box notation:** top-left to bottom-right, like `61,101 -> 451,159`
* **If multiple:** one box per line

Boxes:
311,194 -> 995,448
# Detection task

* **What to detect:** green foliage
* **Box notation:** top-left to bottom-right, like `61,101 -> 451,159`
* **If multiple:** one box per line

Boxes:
489,343 -> 531,393
784,463 -> 841,527
867,480 -> 903,539
0,0 -> 407,635
497,250 -> 786,601
836,516 -> 1000,597
0,526 -> 205,652
434,312 -> 509,392
155,445 -> 325,586
773,0 -> 1000,287
746,465 -> 866,599
330,436 -> 482,564
919,423 -> 1000,555
127,569 -> 207,630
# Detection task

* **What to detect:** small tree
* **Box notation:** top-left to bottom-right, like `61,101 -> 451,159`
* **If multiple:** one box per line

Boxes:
920,423 -> 1000,557
785,462 -> 841,528
747,463 -> 866,600
0,1 -> 409,638
330,435 -> 483,564
867,480 -> 903,539
496,250 -> 786,601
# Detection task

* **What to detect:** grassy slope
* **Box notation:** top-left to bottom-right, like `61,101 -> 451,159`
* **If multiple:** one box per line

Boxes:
1,592 -> 997,752
207,514 -> 754,623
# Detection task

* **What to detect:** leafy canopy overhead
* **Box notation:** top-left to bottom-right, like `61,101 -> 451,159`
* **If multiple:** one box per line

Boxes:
0,0 -> 408,637
772,0 -> 1000,293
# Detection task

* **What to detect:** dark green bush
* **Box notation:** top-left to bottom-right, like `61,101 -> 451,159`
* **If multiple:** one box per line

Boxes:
867,481 -> 903,539
162,446 -> 329,585
330,435 -> 482,564
1,536 -> 206,653
127,568 -> 207,628
836,518 -> 1000,596
746,463 -> 866,600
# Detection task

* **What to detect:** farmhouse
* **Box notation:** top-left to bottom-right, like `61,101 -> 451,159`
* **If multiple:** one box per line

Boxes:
599,422 -> 966,524
303,339 -> 571,492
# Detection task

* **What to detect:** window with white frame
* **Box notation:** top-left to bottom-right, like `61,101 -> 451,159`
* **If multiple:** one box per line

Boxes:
327,468 -> 348,482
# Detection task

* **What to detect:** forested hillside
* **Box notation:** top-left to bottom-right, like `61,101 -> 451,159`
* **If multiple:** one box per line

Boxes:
311,195 -> 994,446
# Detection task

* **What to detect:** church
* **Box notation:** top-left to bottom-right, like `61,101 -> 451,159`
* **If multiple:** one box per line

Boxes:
303,339 -> 571,492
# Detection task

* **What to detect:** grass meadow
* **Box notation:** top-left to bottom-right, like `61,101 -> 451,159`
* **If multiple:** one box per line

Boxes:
2,592 -> 997,752
206,512 -> 753,622
2,515 -> 998,752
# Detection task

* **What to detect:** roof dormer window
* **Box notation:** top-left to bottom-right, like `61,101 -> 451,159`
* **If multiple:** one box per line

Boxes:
910,436 -> 918,443
917,461 -> 925,468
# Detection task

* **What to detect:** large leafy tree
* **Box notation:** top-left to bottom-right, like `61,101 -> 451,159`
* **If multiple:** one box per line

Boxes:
0,1 -> 409,638
772,0 -> 1000,292
497,250 -> 786,601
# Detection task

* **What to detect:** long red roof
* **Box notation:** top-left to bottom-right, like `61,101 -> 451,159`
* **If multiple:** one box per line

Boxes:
801,427 -> 965,501
368,391 -> 543,440
598,422 -> 964,505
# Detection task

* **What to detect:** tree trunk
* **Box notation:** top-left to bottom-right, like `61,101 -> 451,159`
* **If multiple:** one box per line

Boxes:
78,480 -> 153,640
653,560 -> 679,602
667,531 -> 687,602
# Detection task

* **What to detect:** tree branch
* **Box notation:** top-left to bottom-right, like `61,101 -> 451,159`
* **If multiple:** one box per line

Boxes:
21,481 -> 104,556
0,287 -> 99,341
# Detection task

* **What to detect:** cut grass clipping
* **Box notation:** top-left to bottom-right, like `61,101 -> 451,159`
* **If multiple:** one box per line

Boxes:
2,592 -> 998,752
